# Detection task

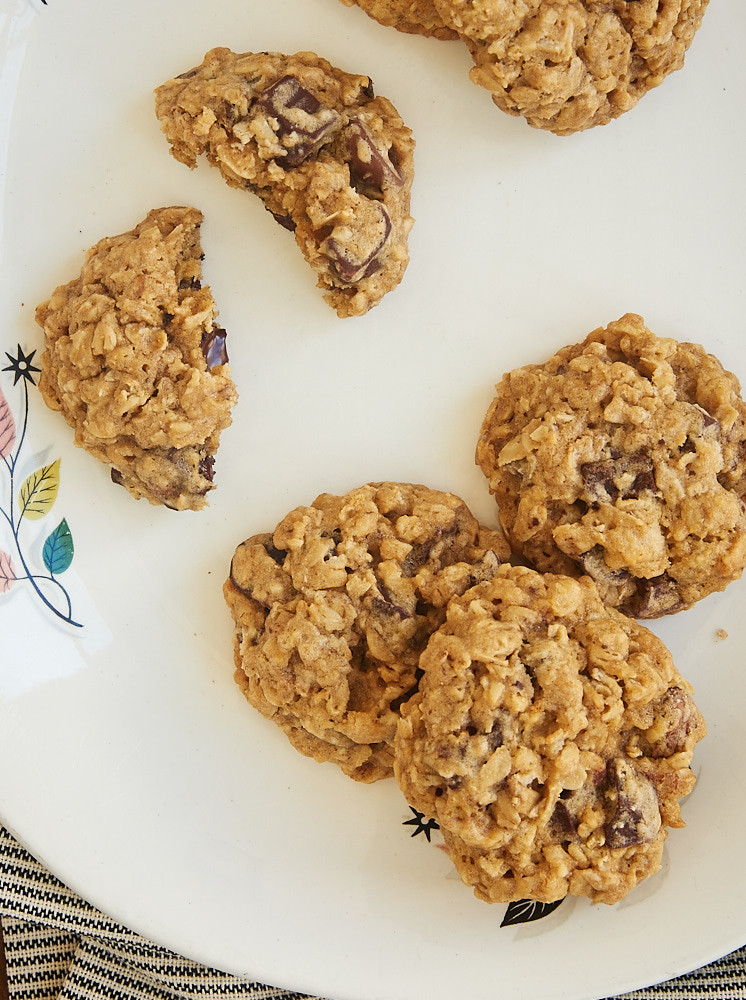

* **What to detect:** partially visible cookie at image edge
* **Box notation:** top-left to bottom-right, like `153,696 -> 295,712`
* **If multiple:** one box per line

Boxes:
338,0 -> 458,40
223,482 -> 511,782
432,0 -> 710,134
476,313 -> 746,617
155,48 -> 415,318
36,206 -> 237,511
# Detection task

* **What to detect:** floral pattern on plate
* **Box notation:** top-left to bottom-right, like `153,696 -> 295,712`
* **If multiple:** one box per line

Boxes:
1,344 -> 81,628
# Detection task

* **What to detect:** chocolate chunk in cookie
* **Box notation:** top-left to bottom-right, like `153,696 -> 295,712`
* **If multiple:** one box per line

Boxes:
433,0 -> 709,134
36,207 -> 237,511
155,49 -> 415,317
223,482 -> 510,782
476,313 -> 746,617
394,564 -> 706,904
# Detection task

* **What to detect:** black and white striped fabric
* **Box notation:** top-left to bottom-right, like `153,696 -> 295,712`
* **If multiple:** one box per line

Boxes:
1,824 -> 745,1000
0,826 -> 319,1000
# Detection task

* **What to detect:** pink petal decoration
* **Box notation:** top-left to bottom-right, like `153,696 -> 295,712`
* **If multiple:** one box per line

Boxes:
0,386 -> 17,460
0,550 -> 15,594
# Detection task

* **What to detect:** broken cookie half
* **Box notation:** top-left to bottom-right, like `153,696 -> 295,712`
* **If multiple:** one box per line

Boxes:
36,206 -> 238,511
155,48 -> 415,318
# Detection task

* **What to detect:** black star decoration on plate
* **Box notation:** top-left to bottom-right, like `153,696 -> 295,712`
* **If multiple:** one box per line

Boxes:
403,807 -> 439,842
3,345 -> 41,386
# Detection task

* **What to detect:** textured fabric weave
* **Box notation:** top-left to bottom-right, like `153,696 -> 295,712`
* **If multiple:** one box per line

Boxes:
0,827 -> 319,1000
0,823 -> 744,1000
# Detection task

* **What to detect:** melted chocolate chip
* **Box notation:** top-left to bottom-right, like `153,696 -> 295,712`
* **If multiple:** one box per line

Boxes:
256,75 -> 341,166
201,327 -> 229,369
642,686 -> 696,758
164,447 -> 211,501
179,277 -> 202,291
270,210 -> 297,232
577,545 -> 633,588
604,759 -> 661,849
110,468 -> 125,486
198,455 -> 215,483
581,452 -> 658,505
550,801 -> 578,839
486,723 -> 504,752
468,550 -> 501,587
325,203 -> 392,284
401,529 -> 445,577
694,403 -> 719,430
263,541 -> 286,565
345,119 -> 403,191
624,574 -> 683,619
371,591 -> 412,620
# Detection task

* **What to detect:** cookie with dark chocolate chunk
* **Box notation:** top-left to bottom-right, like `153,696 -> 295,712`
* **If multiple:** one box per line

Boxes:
155,49 -> 415,317
476,313 -> 746,617
36,207 -> 237,511
394,564 -> 706,905
223,482 -> 510,782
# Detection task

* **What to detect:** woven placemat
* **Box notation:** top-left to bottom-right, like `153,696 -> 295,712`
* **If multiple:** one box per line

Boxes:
0,824 -> 744,1000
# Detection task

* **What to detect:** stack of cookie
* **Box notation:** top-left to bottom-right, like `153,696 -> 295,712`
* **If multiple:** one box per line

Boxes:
224,312 -> 746,908
339,0 -> 710,135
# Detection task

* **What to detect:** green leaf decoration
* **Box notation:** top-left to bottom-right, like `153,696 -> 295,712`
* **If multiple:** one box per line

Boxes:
42,518 -> 74,575
0,550 -> 15,594
19,458 -> 60,521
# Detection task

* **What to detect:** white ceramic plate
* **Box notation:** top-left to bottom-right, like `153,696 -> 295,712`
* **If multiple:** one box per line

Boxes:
1,1 -> 744,998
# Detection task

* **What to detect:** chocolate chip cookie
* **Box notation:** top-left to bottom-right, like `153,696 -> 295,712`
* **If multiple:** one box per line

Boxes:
223,482 -> 510,782
476,314 -> 746,618
433,0 -> 709,134
36,207 -> 237,511
394,564 -> 706,904
155,49 -> 415,317
338,0 -> 458,39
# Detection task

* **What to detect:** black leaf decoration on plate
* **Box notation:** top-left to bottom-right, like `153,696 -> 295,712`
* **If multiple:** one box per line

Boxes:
401,811 -> 564,927
500,898 -> 565,927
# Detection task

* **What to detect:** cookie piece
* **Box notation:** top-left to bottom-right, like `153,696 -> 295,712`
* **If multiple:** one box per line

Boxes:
394,564 -> 706,905
223,482 -> 510,782
433,0 -> 709,134
476,314 -> 746,618
36,207 -> 237,511
155,48 -> 415,318
338,0 -> 458,39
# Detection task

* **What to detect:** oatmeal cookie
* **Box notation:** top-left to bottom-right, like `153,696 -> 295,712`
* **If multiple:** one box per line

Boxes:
337,0 -> 458,40
155,48 -> 415,317
36,207 -> 237,511
394,564 -> 706,904
433,0 -> 709,134
223,482 -> 510,782
476,314 -> 746,618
